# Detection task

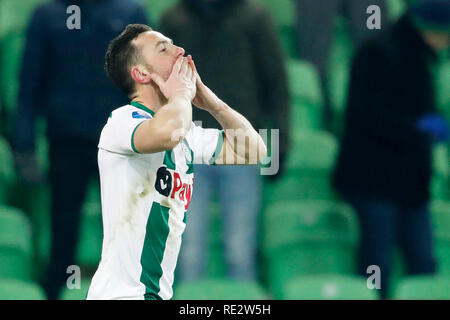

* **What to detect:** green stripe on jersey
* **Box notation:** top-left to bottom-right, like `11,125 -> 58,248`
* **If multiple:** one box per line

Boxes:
164,150 -> 176,170
140,202 -> 171,300
209,130 -> 225,165
182,139 -> 194,174
130,101 -> 155,116
131,121 -> 144,154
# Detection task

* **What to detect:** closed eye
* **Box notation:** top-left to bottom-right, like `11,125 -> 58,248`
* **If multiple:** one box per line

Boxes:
156,39 -> 172,52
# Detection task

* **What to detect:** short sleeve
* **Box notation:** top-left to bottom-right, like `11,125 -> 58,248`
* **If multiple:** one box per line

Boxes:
188,123 -> 224,165
98,107 -> 150,155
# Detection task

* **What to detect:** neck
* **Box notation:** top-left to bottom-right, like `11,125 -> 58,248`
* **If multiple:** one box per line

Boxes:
131,84 -> 167,113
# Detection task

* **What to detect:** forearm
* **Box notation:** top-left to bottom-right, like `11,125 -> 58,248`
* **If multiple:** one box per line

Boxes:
205,92 -> 267,163
150,96 -> 193,147
134,97 -> 192,153
163,96 -> 193,136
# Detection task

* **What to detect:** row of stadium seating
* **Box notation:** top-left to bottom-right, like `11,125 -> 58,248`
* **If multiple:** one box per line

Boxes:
1,275 -> 450,300
0,0 -> 449,300
0,120 -> 449,299
1,191 -> 450,298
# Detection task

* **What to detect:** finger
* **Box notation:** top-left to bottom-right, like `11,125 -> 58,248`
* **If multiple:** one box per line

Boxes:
191,72 -> 197,87
150,73 -> 165,88
188,55 -> 201,83
190,66 -> 197,83
173,56 -> 184,74
180,57 -> 189,75
188,55 -> 198,73
186,62 -> 193,79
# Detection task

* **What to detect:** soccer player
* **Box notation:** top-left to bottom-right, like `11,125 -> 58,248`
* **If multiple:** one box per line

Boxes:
86,24 -> 267,300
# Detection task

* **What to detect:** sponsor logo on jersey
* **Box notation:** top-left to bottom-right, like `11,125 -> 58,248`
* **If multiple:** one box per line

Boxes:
132,111 -> 151,119
155,166 -> 193,211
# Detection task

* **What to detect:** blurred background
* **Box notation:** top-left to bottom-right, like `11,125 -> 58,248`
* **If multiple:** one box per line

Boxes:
0,0 -> 449,300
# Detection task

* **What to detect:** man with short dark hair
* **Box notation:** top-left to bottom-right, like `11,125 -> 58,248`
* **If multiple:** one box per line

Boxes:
86,24 -> 267,300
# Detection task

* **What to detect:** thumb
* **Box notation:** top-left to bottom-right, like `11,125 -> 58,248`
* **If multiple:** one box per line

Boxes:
150,73 -> 165,89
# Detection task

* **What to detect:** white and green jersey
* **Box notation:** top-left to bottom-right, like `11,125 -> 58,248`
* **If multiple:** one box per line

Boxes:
86,101 -> 223,300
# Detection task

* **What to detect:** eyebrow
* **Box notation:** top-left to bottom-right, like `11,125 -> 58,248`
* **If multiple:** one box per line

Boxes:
155,39 -> 173,48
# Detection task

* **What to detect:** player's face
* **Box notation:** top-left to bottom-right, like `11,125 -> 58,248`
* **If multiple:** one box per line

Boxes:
134,31 -> 186,81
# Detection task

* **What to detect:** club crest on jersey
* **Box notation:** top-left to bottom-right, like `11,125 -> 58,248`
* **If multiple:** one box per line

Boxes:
155,166 -> 193,211
132,111 -> 151,119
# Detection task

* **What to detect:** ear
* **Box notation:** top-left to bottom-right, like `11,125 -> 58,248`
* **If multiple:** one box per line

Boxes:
130,65 -> 152,85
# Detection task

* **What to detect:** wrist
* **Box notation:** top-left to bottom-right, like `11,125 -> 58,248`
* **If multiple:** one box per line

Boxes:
168,95 -> 191,106
195,86 -> 224,112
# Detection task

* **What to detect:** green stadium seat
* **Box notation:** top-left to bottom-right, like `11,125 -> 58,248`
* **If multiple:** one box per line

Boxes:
263,200 -> 359,299
0,0 -> 46,35
328,61 -> 350,117
431,145 -> 450,201
431,201 -> 450,276
7,179 -> 51,277
395,275 -> 450,300
76,182 -> 103,268
0,205 -> 33,281
328,55 -> 350,135
173,278 -> 271,300
0,136 -> 15,204
253,0 -> 295,28
264,200 -> 359,250
284,275 -> 378,300
387,0 -> 408,21
0,31 -> 26,119
264,130 -> 338,204
432,201 -> 450,238
287,59 -> 323,130
0,279 -> 46,300
76,202 -> 103,268
288,129 -> 338,170
142,0 -> 178,27
287,59 -> 322,111
7,120 -> 50,272
60,278 -> 91,300
328,16 -> 353,134
253,0 -> 297,57
436,61 -> 450,120
291,100 -> 322,132
279,27 -> 298,58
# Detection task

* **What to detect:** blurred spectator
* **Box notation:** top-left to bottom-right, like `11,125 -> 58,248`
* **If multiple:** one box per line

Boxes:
159,0 -> 290,282
12,0 -> 149,299
294,0 -> 388,130
332,0 -> 450,299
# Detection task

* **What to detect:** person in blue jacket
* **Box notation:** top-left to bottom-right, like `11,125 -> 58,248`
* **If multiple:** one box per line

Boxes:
12,0 -> 150,299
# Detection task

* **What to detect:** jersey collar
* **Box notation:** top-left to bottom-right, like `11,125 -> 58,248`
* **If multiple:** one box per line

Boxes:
130,101 -> 155,117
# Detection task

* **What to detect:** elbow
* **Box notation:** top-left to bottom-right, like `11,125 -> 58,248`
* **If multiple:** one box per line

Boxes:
245,135 -> 267,164
162,118 -> 189,150
257,139 -> 268,163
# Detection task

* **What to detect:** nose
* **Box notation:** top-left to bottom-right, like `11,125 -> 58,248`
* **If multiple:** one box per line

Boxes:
175,45 -> 185,57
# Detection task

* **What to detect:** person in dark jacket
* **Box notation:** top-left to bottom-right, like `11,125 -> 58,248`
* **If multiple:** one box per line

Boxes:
12,0 -> 149,299
159,0 -> 290,282
294,0 -> 388,130
332,0 -> 450,299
